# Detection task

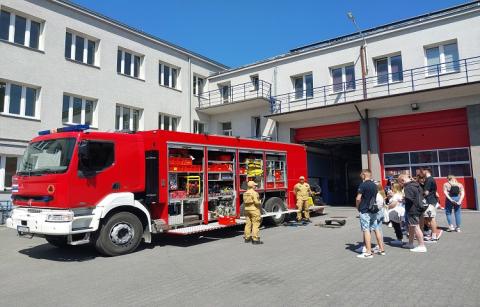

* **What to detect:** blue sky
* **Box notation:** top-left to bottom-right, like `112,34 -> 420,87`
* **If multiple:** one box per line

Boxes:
72,0 -> 467,68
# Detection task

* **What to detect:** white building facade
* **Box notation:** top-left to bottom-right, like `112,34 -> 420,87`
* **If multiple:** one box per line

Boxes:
0,0 -> 226,197
1,0 -> 479,209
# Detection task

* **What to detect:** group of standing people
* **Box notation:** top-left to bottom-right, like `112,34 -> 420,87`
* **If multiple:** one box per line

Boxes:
356,167 -> 465,259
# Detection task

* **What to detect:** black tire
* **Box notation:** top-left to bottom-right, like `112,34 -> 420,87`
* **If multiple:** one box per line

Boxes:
264,197 -> 286,226
45,235 -> 69,248
94,212 -> 143,256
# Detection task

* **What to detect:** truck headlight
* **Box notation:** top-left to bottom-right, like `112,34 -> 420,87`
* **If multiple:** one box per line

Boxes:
45,212 -> 74,222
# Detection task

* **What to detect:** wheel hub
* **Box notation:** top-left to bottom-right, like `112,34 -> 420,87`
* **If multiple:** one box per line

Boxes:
272,204 -> 282,219
109,222 -> 134,246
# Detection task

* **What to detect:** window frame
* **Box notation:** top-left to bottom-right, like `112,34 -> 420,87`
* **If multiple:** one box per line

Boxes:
65,30 -> 98,66
221,122 -> 233,136
0,155 -> 21,191
62,93 -> 97,127
252,116 -> 261,138
424,42 -> 460,77
330,65 -> 355,93
115,104 -> 143,131
193,120 -> 206,134
250,75 -> 259,91
158,113 -> 180,131
0,80 -> 40,119
117,48 -> 144,79
291,73 -> 313,100
193,75 -> 205,96
374,54 -> 403,85
0,9 -> 43,50
159,62 -> 180,90
383,147 -> 472,178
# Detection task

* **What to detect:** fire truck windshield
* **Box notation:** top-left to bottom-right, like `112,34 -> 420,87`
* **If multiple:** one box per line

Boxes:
18,138 -> 76,175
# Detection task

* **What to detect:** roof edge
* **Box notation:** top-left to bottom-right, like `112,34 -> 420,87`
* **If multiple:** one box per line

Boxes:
51,0 -> 229,70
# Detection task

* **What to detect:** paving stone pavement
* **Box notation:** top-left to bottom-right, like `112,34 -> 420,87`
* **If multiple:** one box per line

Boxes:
1,207 -> 479,307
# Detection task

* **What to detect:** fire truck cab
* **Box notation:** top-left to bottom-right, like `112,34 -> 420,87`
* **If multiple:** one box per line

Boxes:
7,126 -> 310,256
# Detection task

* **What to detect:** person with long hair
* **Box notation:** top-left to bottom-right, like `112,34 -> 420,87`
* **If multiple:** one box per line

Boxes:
443,175 -> 465,232
387,183 -> 405,246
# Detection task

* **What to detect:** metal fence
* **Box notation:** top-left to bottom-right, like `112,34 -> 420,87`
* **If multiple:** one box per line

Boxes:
197,80 -> 272,108
0,200 -> 13,225
271,56 -> 480,114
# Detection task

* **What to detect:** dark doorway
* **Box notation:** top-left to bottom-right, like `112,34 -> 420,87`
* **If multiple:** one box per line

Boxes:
303,136 -> 362,206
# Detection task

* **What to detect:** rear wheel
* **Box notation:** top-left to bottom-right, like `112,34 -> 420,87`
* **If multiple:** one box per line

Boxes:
45,235 -> 69,248
264,197 -> 286,225
94,212 -> 143,256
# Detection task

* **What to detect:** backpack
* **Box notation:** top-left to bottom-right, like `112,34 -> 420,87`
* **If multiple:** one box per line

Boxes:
367,194 -> 380,213
449,185 -> 460,197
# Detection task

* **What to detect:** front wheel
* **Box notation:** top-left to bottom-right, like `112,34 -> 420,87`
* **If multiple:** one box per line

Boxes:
94,212 -> 143,256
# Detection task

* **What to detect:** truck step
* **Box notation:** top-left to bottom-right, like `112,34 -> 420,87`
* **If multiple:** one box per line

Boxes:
167,220 -> 245,235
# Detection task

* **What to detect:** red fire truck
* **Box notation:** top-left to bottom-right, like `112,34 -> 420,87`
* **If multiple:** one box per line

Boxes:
7,125 -> 312,256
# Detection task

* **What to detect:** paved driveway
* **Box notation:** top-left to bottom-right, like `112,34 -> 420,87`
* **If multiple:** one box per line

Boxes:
0,207 -> 479,307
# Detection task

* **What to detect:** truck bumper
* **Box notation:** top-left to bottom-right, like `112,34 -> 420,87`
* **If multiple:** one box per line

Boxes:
6,207 -> 95,236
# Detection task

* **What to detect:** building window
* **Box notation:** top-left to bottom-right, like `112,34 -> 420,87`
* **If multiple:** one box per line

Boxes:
331,65 -> 355,93
220,84 -> 230,103
62,94 -> 97,126
193,120 -> 206,134
425,42 -> 460,76
64,31 -> 97,66
221,122 -> 232,136
375,54 -> 403,84
292,73 -> 313,99
0,155 -> 20,191
0,81 -> 39,118
193,76 -> 205,96
158,113 -> 180,131
251,75 -> 259,91
115,105 -> 142,131
117,49 -> 142,79
384,147 -> 471,178
252,116 -> 261,138
0,10 -> 42,50
159,63 -> 179,89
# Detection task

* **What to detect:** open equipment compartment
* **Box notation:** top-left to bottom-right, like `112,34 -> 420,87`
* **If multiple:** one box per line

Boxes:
239,151 -> 264,191
167,144 -> 204,227
266,153 -> 287,189
207,148 -> 236,221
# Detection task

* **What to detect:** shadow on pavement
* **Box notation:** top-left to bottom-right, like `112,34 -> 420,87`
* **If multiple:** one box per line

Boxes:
18,243 -> 98,262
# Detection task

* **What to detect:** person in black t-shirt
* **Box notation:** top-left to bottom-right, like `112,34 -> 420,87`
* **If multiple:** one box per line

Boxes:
355,169 -> 384,259
420,167 -> 443,241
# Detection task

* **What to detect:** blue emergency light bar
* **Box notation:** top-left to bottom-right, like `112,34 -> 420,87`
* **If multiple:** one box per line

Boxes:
38,124 -> 90,136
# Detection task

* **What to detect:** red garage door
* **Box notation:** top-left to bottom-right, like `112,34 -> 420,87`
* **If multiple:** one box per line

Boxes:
379,108 -> 475,209
295,121 -> 360,142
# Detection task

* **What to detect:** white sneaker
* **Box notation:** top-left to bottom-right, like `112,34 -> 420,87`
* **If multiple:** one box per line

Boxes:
356,253 -> 373,259
410,246 -> 427,253
456,228 -> 461,233
448,225 -> 455,232
372,246 -> 380,253
402,243 -> 415,249
355,246 -> 367,253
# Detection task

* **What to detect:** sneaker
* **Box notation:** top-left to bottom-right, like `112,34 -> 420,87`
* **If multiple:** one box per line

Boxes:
355,246 -> 367,253
410,246 -> 427,253
244,238 -> 252,243
435,230 -> 443,240
447,225 -> 455,232
425,239 -> 438,244
402,243 -> 415,249
372,246 -> 380,253
456,228 -> 461,233
378,250 -> 386,256
390,240 -> 403,246
356,253 -> 373,259
424,236 -> 432,241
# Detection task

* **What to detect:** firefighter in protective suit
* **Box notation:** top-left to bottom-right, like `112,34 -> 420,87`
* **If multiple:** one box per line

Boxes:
294,176 -> 312,223
243,181 -> 263,245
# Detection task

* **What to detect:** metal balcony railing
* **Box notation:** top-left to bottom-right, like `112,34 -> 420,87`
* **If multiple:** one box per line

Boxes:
197,80 -> 272,108
271,56 -> 480,114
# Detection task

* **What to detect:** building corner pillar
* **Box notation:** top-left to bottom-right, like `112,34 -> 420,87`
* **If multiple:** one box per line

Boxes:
467,104 -> 480,210
360,118 -> 381,182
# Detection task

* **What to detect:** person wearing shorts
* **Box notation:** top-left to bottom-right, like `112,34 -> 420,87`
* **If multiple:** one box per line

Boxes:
398,174 -> 427,253
420,167 -> 443,241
